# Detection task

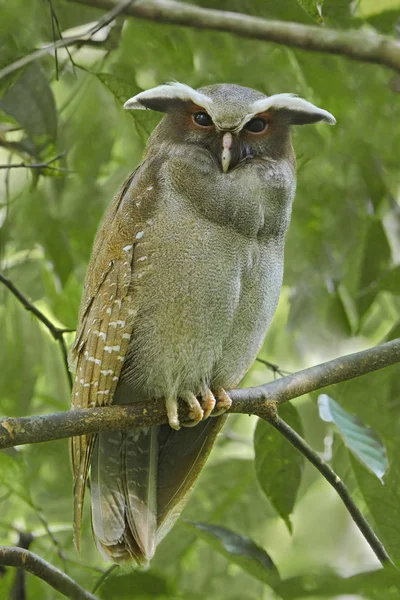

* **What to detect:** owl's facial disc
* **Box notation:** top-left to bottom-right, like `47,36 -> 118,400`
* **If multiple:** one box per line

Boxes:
187,104 -> 269,173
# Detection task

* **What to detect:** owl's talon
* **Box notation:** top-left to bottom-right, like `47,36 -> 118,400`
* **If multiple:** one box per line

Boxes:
201,389 -> 216,419
166,388 -> 228,429
166,397 -> 181,430
169,417 -> 181,431
210,388 -> 232,417
181,392 -> 204,427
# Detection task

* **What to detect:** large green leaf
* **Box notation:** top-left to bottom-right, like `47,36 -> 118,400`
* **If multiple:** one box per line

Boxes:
296,0 -> 324,22
0,452 -> 32,504
358,0 -> 400,16
254,403 -> 304,532
184,522 -> 279,586
318,394 -> 388,482
98,571 -> 171,599
319,366 -> 400,565
351,452 -> 400,565
0,63 -> 57,159
274,566 -> 400,599
0,292 -> 43,416
96,72 -> 160,143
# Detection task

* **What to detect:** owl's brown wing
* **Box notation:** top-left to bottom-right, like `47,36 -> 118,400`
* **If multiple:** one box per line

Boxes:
69,169 -> 151,549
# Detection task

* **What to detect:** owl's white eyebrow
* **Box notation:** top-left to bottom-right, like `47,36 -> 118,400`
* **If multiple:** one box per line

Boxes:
248,93 -> 336,124
124,82 -> 212,111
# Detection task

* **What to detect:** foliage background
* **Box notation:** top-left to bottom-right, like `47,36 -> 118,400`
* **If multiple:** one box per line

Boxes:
0,0 -> 400,598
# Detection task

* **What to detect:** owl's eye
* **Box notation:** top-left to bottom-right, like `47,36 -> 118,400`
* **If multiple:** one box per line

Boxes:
193,112 -> 213,127
245,118 -> 267,133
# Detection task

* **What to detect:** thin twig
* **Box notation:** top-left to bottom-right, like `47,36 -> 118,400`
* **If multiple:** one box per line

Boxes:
92,564 -> 118,593
0,0 -> 135,80
48,0 -> 60,79
0,152 -> 72,173
265,413 -> 393,566
36,508 -> 67,571
0,547 -> 98,600
0,338 -> 398,450
255,357 -> 291,377
0,274 -> 73,389
70,0 -> 400,73
47,0 -> 77,78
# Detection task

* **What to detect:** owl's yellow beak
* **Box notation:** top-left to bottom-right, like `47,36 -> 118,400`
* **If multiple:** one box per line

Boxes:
221,132 -> 233,173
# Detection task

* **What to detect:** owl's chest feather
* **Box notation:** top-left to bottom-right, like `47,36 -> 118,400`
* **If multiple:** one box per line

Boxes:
164,147 -> 295,240
123,197 -> 285,396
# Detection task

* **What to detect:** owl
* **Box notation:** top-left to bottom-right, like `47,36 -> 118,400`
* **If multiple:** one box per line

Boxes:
69,82 -> 335,564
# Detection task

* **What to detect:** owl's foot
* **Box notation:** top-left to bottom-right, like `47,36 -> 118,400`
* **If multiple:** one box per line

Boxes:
166,389 -> 222,430
166,388 -> 231,429
210,387 -> 232,417
166,392 -> 204,431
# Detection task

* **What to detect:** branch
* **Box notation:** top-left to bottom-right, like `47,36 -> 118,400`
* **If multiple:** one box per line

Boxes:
0,274 -> 73,389
0,153 -> 72,173
69,0 -> 400,73
92,564 -> 118,594
265,414 -> 392,566
10,531 -> 34,600
0,547 -> 98,600
0,338 -> 398,449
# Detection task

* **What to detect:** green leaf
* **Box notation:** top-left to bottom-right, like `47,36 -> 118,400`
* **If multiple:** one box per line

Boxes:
337,282 -> 359,335
254,403 -> 304,532
0,63 -> 57,159
324,366 -> 400,565
275,566 -> 400,598
357,0 -> 400,17
0,292 -> 43,416
350,451 -> 399,564
184,521 -> 279,586
98,571 -> 171,599
380,265 -> 400,295
296,0 -> 324,22
96,72 -> 160,142
357,219 -> 392,318
0,452 -> 32,504
318,394 -> 388,482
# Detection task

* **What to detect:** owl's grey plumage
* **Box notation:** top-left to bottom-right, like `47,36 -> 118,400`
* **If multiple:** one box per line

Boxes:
69,82 -> 335,565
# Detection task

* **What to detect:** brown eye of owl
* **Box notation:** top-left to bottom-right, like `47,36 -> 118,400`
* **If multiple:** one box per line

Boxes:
193,112 -> 213,127
245,118 -> 267,133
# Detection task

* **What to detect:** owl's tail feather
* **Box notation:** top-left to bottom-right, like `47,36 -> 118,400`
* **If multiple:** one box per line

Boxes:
156,415 -> 227,543
90,415 -> 226,564
91,428 -> 158,565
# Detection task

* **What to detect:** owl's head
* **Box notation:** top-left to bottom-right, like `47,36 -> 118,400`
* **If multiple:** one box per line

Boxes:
124,82 -> 335,172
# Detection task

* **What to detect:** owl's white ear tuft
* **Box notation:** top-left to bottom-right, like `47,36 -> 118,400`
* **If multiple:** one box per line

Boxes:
124,82 -> 212,113
250,94 -> 336,125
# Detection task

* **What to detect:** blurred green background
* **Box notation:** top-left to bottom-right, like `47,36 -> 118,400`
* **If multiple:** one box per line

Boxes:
0,0 -> 400,598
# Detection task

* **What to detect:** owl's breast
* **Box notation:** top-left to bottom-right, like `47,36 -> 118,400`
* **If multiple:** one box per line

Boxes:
121,184 -> 285,399
166,147 -> 295,240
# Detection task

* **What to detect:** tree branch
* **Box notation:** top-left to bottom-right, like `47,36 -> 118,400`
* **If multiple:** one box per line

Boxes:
230,337 -> 400,411
265,414 -> 392,566
0,153 -> 72,173
0,274 -> 73,389
0,338 -> 398,450
69,0 -> 400,73
0,547 -> 98,600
